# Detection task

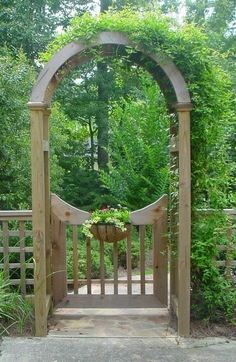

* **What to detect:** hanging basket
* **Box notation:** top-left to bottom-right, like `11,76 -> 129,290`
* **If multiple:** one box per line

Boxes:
90,223 -> 131,243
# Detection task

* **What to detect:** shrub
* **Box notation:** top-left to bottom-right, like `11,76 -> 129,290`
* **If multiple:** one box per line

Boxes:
191,212 -> 236,322
0,271 -> 33,335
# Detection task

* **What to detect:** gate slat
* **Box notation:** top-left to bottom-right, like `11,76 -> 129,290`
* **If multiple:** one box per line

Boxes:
126,227 -> 132,295
139,225 -> 146,295
225,219 -> 232,278
2,221 -> 9,278
113,241 -> 118,294
86,237 -> 92,294
100,239 -> 105,295
72,225 -> 79,294
51,216 -> 67,305
153,221 -> 158,296
153,215 -> 168,305
19,221 -> 26,296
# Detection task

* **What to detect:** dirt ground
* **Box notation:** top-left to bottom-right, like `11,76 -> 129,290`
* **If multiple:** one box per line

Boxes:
190,320 -> 236,339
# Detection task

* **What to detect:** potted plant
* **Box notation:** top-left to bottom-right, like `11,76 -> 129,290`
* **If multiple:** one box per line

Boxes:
82,205 -> 130,243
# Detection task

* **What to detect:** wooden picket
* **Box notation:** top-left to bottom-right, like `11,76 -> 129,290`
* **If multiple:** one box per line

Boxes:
61,223 -> 165,298
72,225 -> 79,294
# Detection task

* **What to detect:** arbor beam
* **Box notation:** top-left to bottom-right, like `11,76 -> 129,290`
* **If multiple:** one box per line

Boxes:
29,104 -> 48,337
177,103 -> 192,337
43,109 -> 52,298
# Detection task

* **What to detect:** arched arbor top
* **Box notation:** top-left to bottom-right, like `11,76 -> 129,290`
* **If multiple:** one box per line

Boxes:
29,31 -> 191,109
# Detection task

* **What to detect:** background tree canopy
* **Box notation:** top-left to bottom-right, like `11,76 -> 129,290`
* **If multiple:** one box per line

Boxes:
0,0 -> 235,210
1,0 -> 235,218
1,1 -> 235,213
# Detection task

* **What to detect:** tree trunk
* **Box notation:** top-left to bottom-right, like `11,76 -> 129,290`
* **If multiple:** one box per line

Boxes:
96,0 -> 112,170
100,0 -> 111,12
96,61 -> 109,170
88,118 -> 96,170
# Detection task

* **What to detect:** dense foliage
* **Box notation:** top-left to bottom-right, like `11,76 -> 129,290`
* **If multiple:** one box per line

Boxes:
53,56 -> 170,210
100,72 -> 169,209
0,0 -> 95,60
0,49 -> 34,209
0,49 -> 80,210
42,8 -> 236,322
191,212 -> 236,321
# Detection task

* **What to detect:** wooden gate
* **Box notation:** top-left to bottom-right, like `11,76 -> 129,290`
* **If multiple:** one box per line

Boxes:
50,194 -> 168,309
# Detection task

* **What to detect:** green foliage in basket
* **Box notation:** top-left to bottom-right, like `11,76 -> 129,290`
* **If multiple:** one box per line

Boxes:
82,205 -> 130,238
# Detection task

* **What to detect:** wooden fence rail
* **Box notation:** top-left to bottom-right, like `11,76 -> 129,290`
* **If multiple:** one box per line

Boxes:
0,211 -> 33,296
0,207 -> 235,299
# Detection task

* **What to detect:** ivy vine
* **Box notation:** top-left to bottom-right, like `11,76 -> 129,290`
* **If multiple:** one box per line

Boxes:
42,9 -> 236,322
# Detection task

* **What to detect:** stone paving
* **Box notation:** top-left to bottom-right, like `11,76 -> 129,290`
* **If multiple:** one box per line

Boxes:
76,274 -> 154,295
49,308 -> 173,338
49,274 -> 170,338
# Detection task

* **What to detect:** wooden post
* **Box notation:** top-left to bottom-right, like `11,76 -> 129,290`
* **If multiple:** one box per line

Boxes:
29,102 -> 48,337
169,117 -> 179,321
43,109 -> 52,297
176,103 -> 192,337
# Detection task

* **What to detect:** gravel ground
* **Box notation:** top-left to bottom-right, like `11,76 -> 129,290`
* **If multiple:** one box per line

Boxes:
1,336 -> 236,362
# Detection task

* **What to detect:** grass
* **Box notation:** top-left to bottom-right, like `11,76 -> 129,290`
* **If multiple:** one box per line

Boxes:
0,271 -> 33,336
132,266 -> 153,276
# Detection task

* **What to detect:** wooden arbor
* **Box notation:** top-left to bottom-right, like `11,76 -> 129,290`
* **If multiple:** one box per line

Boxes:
28,32 -> 192,337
